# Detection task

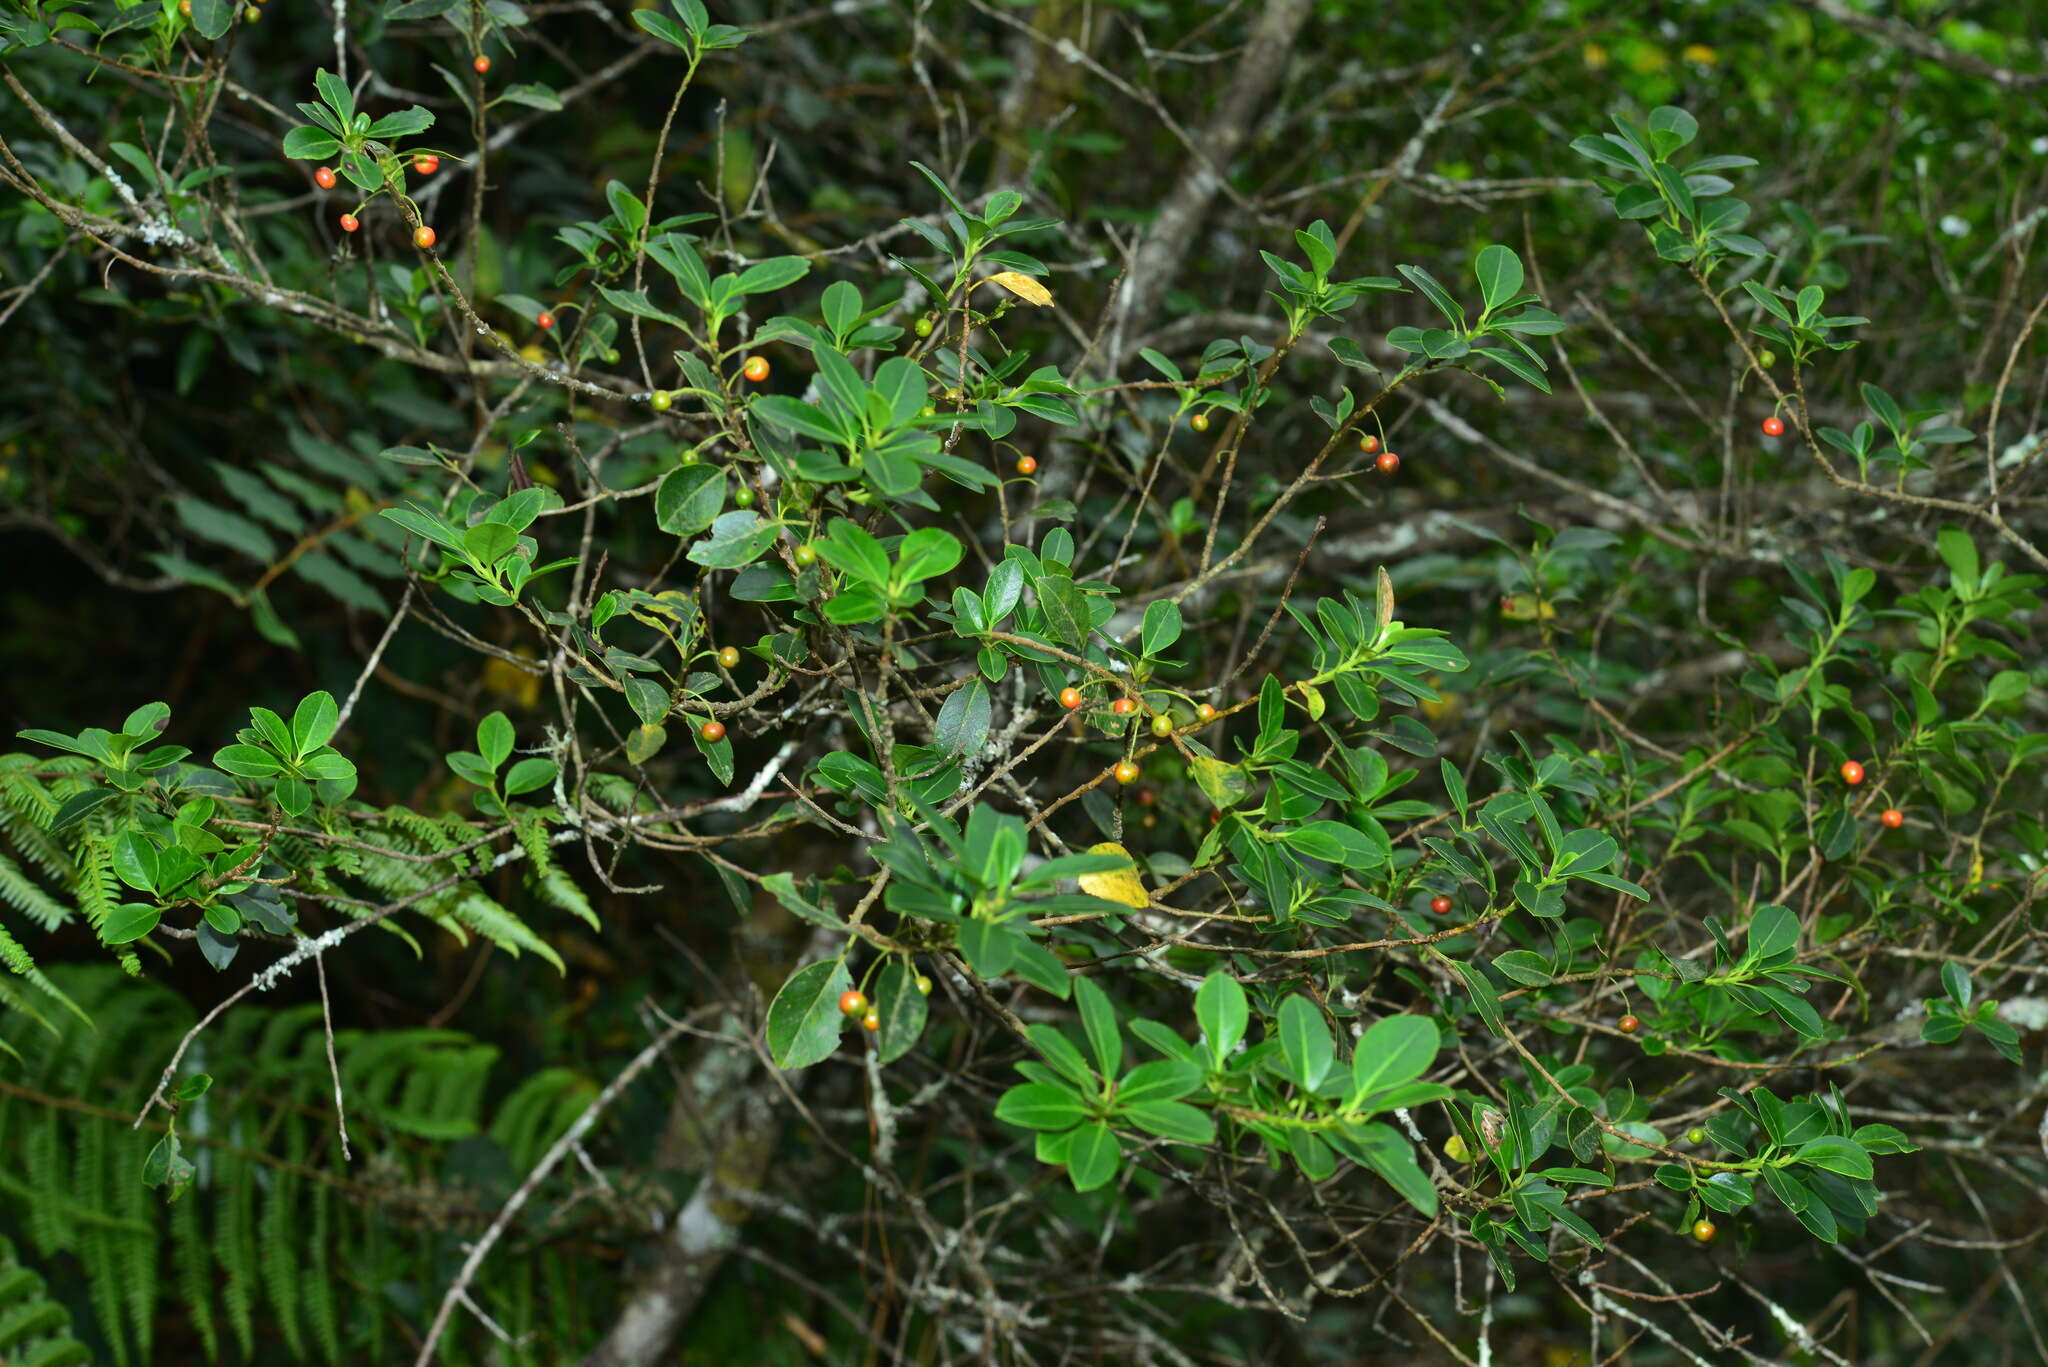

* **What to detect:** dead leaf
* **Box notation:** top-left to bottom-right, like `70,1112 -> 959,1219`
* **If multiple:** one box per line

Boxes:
1078,841 -> 1148,908
983,270 -> 1054,307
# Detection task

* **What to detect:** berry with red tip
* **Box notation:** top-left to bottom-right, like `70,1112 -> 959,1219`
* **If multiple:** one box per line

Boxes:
313,166 -> 337,190
1430,895 -> 1452,915
473,55 -> 492,73
1761,415 -> 1785,437
1618,1014 -> 1640,1034
699,720 -> 726,743
1058,687 -> 1083,710
716,646 -> 740,670
1692,1220 -> 1717,1243
413,154 -> 440,175
1191,413 -> 1210,433
1111,697 -> 1137,716
742,355 -> 770,383
413,225 -> 437,250
1880,808 -> 1905,829
339,213 -> 360,233
838,989 -> 868,1018
861,1009 -> 881,1032
536,311 -> 555,330
1195,703 -> 1218,723
1840,760 -> 1865,786
1359,434 -> 1381,455
1015,455 -> 1038,476
1376,450 -> 1400,474
1112,760 -> 1141,786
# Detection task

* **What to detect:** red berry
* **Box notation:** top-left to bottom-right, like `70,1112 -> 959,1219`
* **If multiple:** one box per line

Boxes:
1359,434 -> 1381,455
1692,1220 -> 1717,1243
313,166 -> 337,190
1376,451 -> 1401,474
1618,1014 -> 1640,1034
1761,416 -> 1786,437
699,720 -> 726,743
1880,808 -> 1904,829
1058,687 -> 1083,711
838,989 -> 868,1018
1840,760 -> 1865,786
716,646 -> 740,669
413,154 -> 440,175
413,225 -> 437,250
473,55 -> 492,74
339,213 -> 360,233
1191,413 -> 1210,433
1016,455 -> 1038,476
1112,760 -> 1141,786
742,355 -> 770,383
1111,697 -> 1136,716
536,311 -> 555,330
1134,788 -> 1156,807
1430,895 -> 1452,915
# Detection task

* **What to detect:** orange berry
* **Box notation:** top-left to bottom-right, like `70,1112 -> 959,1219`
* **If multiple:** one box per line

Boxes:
1058,687 -> 1082,710
1618,1014 -> 1640,1034
536,311 -> 555,330
339,213 -> 360,233
861,1009 -> 881,1032
1692,1220 -> 1717,1243
1111,698 -> 1136,716
1880,808 -> 1904,829
413,154 -> 440,175
1112,760 -> 1141,786
1195,703 -> 1218,722
413,225 -> 437,250
838,990 -> 868,1018
742,355 -> 770,383
1376,450 -> 1401,474
716,646 -> 740,669
473,55 -> 492,74
1359,434 -> 1381,455
699,720 -> 726,743
313,166 -> 337,190
1191,413 -> 1210,433
1015,455 -> 1038,477
1840,760 -> 1865,786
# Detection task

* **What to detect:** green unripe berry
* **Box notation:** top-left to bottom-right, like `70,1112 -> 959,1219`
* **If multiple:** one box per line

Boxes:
1150,713 -> 1174,738
732,484 -> 755,508
650,390 -> 673,412
1686,1127 -> 1707,1144
915,317 -> 934,337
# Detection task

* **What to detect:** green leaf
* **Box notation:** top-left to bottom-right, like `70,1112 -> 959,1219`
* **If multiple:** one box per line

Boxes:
1941,961 -> 1971,1010
1195,971 -> 1248,1068
817,519 -> 890,587
503,758 -> 557,797
894,527 -> 963,585
1115,1059 -> 1202,1107
1278,994 -> 1334,1091
49,788 -> 116,833
688,511 -> 781,569
1140,600 -> 1182,656
654,465 -> 726,536
288,692 -> 338,759
112,831 -> 159,893
1795,1136 -> 1873,1180
1348,1015 -> 1440,1107
281,126 -> 342,160
212,744 -> 280,777
1747,903 -> 1800,963
1122,1101 -> 1215,1146
103,902 -> 162,944
477,711 -> 514,769
766,959 -> 853,1069
995,1082 -> 1086,1131
1074,974 -> 1122,1081
761,872 -> 846,929
1065,1121 -> 1120,1191
934,680 -> 991,757
1473,244 -> 1524,313
1035,574 -> 1091,648
874,959 -> 927,1065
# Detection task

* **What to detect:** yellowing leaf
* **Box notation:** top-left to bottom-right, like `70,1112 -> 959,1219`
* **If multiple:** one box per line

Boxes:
1499,592 -> 1556,622
1078,841 -> 1148,909
1189,753 -> 1250,810
983,270 -> 1053,307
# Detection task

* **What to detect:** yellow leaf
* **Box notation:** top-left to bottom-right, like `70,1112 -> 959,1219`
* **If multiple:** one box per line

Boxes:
1078,841 -> 1148,909
983,270 -> 1054,307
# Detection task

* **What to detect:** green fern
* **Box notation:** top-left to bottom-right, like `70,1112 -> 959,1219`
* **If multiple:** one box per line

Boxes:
0,1234 -> 93,1367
